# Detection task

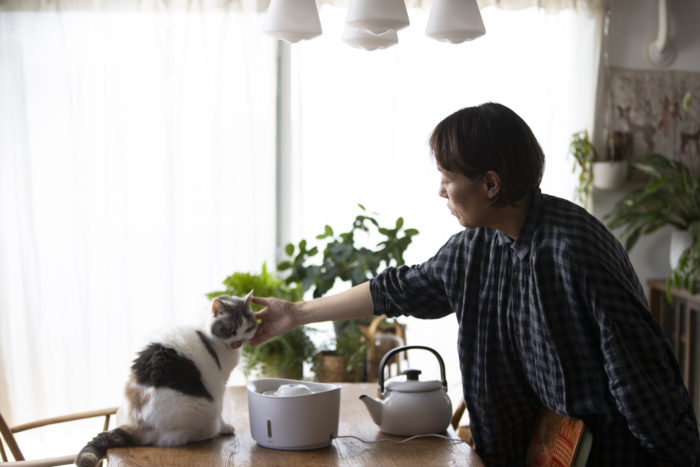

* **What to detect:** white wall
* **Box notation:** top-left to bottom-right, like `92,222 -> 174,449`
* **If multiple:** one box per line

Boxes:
606,0 -> 700,72
592,0 -> 700,292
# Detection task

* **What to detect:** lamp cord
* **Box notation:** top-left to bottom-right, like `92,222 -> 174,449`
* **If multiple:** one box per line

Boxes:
331,433 -> 469,445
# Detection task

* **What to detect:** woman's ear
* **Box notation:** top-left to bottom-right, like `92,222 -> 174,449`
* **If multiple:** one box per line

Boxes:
482,170 -> 501,200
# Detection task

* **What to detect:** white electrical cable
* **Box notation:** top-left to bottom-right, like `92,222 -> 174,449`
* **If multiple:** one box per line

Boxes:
332,433 -> 470,445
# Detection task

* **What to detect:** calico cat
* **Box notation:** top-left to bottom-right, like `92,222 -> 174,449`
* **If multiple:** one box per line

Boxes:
76,293 -> 258,467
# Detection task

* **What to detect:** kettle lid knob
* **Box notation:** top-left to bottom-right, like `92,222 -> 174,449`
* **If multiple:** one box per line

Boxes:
403,369 -> 421,381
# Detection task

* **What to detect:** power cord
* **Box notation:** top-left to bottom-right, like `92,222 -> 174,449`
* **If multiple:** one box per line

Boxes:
331,433 -> 469,444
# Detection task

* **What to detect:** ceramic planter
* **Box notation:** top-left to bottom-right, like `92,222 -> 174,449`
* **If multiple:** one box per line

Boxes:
670,229 -> 692,270
592,160 -> 629,190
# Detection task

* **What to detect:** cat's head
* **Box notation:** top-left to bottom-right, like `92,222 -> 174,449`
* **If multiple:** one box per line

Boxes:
209,292 -> 258,349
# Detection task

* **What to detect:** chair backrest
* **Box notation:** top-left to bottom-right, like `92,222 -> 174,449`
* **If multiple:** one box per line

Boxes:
1,407 -> 117,465
360,315 -> 407,382
450,398 -> 474,447
526,406 -> 592,467
0,412 -> 25,462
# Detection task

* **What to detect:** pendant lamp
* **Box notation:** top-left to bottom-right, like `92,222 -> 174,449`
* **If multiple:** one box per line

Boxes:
425,0 -> 485,44
263,0 -> 322,43
342,27 -> 399,51
345,0 -> 409,36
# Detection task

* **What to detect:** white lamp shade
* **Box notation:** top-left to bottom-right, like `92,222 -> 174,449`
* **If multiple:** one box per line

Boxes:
345,0 -> 409,36
426,0 -> 485,44
342,26 -> 398,51
263,0 -> 322,43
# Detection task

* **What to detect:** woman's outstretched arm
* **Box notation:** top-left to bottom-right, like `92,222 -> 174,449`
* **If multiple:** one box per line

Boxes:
249,281 -> 374,346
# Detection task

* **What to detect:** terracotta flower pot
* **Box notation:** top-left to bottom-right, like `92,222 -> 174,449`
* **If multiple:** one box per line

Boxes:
314,353 -> 358,382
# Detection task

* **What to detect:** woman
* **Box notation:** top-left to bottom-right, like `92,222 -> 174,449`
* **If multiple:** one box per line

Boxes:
250,102 -> 699,465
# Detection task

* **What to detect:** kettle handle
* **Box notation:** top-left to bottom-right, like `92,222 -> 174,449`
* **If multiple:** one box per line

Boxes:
377,345 -> 448,394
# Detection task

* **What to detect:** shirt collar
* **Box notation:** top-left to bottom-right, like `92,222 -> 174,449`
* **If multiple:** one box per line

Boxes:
495,189 -> 542,260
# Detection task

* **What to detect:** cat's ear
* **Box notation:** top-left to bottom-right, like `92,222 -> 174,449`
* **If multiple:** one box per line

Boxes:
244,290 -> 254,306
211,298 -> 225,317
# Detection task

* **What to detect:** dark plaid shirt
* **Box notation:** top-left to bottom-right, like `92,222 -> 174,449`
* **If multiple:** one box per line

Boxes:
370,190 -> 699,466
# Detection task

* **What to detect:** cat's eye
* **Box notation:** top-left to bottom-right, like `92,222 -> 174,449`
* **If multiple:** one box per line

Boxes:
228,327 -> 235,334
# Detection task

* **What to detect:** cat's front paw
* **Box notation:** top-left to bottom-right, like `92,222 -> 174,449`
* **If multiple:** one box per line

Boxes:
220,422 -> 235,435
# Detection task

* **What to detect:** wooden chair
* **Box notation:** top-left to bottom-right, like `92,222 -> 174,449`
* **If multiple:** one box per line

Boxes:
451,401 -> 592,467
450,399 -> 474,447
526,406 -> 592,467
359,315 -> 407,382
1,407 -> 117,466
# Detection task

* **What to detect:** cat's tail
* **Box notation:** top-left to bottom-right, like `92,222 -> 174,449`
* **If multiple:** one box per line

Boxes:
75,426 -> 138,467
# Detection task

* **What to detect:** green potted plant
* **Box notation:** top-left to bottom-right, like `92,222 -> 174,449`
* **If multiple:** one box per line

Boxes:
569,130 -> 631,207
278,204 -> 419,381
206,263 -> 316,379
604,152 -> 700,298
278,204 -> 419,299
593,130 -> 631,190
569,130 -> 596,209
312,320 -> 367,382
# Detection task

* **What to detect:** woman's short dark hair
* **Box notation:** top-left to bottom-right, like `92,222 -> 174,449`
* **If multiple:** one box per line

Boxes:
429,102 -> 545,207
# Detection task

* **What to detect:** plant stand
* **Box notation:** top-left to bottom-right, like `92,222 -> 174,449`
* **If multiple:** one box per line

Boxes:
314,352 -> 359,382
359,316 -> 407,382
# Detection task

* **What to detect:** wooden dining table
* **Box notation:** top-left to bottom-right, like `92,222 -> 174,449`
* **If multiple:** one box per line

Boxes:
107,382 -> 484,466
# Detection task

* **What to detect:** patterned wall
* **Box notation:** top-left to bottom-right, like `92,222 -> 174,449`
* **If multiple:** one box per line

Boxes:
604,67 -> 700,174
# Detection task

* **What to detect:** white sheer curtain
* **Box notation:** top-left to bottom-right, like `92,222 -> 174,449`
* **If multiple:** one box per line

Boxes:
287,4 -> 603,394
0,0 -> 275,457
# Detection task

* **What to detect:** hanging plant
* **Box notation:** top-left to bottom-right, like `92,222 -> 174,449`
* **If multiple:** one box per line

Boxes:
568,130 -> 597,209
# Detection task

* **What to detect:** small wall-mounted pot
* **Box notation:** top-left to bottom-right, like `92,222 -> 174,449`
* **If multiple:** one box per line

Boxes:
592,160 -> 629,190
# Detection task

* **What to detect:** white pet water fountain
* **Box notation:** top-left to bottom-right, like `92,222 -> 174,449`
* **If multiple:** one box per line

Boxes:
246,378 -> 341,450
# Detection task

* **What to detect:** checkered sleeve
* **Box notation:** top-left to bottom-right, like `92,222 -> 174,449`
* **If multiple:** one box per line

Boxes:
369,235 -> 459,320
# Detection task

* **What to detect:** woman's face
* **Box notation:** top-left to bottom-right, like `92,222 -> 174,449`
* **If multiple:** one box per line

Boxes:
438,166 -> 494,228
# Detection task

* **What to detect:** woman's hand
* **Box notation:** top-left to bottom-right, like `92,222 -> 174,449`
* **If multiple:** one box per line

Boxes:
248,296 -> 299,346
248,282 -> 374,346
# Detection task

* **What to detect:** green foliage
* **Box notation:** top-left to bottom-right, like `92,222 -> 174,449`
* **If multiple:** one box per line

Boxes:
605,153 -> 700,296
682,91 -> 692,111
569,130 -> 597,208
206,263 -> 315,378
278,204 -> 419,381
334,320 -> 367,372
668,221 -> 700,297
311,320 -> 368,379
278,204 -> 419,298
605,153 -> 700,249
206,262 -> 302,305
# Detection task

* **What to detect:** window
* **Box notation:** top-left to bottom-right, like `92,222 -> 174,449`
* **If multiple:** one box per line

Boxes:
0,1 -> 602,457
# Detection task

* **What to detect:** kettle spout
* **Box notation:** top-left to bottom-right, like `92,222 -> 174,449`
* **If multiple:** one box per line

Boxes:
359,394 -> 383,426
